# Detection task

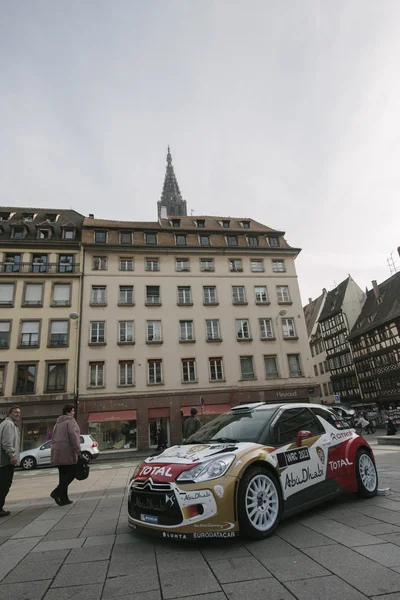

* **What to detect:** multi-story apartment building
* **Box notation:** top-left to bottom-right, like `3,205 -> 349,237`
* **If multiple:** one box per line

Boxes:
0,208 -> 84,451
76,152 -> 312,450
318,277 -> 366,404
303,289 -> 333,403
349,274 -> 400,407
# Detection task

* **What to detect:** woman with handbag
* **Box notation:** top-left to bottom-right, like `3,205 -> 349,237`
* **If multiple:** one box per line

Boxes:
50,404 -> 80,506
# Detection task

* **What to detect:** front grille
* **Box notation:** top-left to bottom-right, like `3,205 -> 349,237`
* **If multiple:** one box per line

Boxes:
129,479 -> 182,526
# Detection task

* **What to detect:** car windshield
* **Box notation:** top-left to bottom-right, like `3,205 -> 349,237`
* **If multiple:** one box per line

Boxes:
186,408 -> 278,444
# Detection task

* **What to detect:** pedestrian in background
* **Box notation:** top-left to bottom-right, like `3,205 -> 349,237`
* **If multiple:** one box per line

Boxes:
50,404 -> 80,506
183,407 -> 202,440
0,406 -> 21,517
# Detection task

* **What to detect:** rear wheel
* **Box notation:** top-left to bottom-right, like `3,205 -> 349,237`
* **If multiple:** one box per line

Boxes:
238,466 -> 282,540
356,449 -> 378,498
21,456 -> 36,470
81,451 -> 92,463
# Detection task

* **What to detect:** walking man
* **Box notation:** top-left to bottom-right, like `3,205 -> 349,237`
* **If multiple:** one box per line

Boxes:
0,406 -> 21,517
183,407 -> 202,441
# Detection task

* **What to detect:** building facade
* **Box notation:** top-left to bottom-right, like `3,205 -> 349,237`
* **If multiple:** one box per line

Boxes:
0,208 -> 84,451
77,214 -> 313,450
349,274 -> 400,407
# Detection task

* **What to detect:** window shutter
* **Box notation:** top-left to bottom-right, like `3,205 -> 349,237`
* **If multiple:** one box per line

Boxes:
22,322 -> 39,334
25,284 -> 42,303
51,321 -> 68,334
0,322 -> 10,332
53,284 -> 70,302
0,284 -> 14,303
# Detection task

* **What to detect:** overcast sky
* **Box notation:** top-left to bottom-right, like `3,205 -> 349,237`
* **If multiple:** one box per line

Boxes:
1,1 -> 399,302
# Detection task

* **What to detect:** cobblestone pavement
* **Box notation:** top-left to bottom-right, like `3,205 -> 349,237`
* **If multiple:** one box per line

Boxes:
2,446 -> 400,600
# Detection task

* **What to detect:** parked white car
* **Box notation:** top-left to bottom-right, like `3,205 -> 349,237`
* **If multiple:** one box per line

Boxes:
19,435 -> 100,470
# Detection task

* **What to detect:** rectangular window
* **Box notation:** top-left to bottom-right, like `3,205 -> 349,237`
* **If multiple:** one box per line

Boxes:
4,253 -> 21,273
147,320 -> 162,342
288,354 -> 302,377
31,254 -> 48,273
23,283 -> 43,306
182,359 -> 197,383
272,259 -> 286,273
0,365 -> 5,395
148,359 -> 163,384
251,259 -> 264,272
91,286 -> 107,305
58,254 -> 74,273
178,286 -> 192,305
236,319 -> 251,340
209,357 -> 224,381
20,321 -> 40,347
221,220 -> 230,228
90,322 -> 105,344
119,321 -> 134,343
0,283 -> 15,306
324,360 -> 328,372
175,258 -> 190,272
52,283 -> 71,306
171,219 -> 180,227
229,259 -> 243,272
259,318 -> 274,339
196,219 -> 205,228
282,318 -> 296,338
314,365 -> 318,376
323,382 -> 328,396
145,258 -> 160,272
203,286 -> 217,304
328,381 -> 333,395
226,235 -> 238,246
277,286 -> 291,303
94,231 -> 107,244
175,234 -> 187,246
240,356 -> 255,379
46,363 -> 66,392
49,321 -> 68,347
199,235 -> 210,246
120,232 -> 132,244
15,364 -> 36,394
92,256 -> 107,271
200,259 -> 214,271
255,286 -> 268,303
12,227 -> 25,239
247,236 -> 259,247
179,320 -> 194,341
38,229 -> 50,239
146,285 -> 161,305
241,221 -> 251,229
267,236 -> 280,247
0,322 -> 11,348
206,319 -> 221,340
63,229 -> 75,240
264,356 -> 279,379
145,232 -> 158,245
119,257 -> 134,271
119,361 -> 134,386
232,286 -> 246,304
119,285 -> 134,305
319,362 -> 324,375
89,362 -> 104,387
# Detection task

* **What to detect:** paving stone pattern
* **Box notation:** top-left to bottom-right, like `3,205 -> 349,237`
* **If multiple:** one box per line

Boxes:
2,449 -> 400,599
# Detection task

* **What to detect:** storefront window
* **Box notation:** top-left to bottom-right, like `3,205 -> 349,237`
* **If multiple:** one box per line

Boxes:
88,420 -> 137,451
148,417 -> 170,448
22,420 -> 56,451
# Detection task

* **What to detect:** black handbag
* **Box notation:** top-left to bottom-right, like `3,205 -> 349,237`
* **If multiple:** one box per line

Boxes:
75,455 -> 90,481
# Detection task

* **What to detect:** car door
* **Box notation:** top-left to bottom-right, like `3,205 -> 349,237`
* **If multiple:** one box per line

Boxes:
269,407 -> 330,503
38,441 -> 52,465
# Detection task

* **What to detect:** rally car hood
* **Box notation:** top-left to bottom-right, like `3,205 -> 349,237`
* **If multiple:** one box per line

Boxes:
143,442 -> 259,466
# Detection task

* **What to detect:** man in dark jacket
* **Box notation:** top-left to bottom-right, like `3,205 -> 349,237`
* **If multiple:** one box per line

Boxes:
0,406 -> 21,517
183,408 -> 202,440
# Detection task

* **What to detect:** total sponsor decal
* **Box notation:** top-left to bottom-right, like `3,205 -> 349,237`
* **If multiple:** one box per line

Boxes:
138,466 -> 173,478
329,458 -> 353,470
284,464 -> 324,489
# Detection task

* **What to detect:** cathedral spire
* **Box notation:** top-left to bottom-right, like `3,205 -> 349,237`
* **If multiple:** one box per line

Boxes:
157,147 -> 187,218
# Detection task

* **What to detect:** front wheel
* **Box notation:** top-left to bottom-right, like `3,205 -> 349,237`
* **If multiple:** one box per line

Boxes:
238,467 -> 282,540
356,449 -> 378,498
81,451 -> 92,463
21,456 -> 37,470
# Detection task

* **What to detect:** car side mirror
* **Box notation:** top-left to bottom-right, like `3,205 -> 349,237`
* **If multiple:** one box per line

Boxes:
296,430 -> 313,447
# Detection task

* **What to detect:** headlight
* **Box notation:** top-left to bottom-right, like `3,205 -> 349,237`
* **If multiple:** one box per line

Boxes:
176,454 -> 235,483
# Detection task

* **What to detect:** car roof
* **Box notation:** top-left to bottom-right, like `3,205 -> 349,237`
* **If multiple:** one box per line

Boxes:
231,402 -> 320,412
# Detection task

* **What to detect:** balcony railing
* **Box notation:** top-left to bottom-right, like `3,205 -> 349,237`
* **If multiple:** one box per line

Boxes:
49,334 -> 68,347
0,262 -> 80,274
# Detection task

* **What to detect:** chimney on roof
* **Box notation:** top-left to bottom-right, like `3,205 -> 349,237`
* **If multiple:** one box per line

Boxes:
160,206 -> 168,220
308,298 -> 312,304
372,280 -> 380,299
322,288 -> 327,294
88,214 -> 94,219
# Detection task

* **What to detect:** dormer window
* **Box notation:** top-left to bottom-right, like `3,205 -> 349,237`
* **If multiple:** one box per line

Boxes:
241,221 -> 251,229
12,226 -> 25,240
0,213 -> 10,221
171,219 -> 181,227
45,214 -> 58,223
37,228 -> 51,239
219,220 -> 230,228
175,234 -> 187,246
23,214 -> 34,223
247,235 -> 259,247
145,232 -> 158,245
119,232 -> 132,245
63,228 -> 75,240
267,236 -> 280,247
196,219 -> 205,228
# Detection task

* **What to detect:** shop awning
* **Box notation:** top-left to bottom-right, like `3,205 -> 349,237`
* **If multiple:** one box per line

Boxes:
148,407 -> 170,418
182,404 -> 231,417
88,410 -> 137,423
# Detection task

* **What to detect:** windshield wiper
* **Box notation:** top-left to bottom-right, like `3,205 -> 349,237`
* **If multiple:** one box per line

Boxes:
205,437 -> 238,444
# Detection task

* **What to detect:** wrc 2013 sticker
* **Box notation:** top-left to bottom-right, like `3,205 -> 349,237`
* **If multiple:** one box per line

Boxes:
277,447 -> 310,468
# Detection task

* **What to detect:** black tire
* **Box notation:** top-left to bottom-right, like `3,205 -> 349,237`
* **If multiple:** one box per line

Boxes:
81,451 -> 92,463
238,466 -> 282,540
355,449 -> 378,498
21,456 -> 37,470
